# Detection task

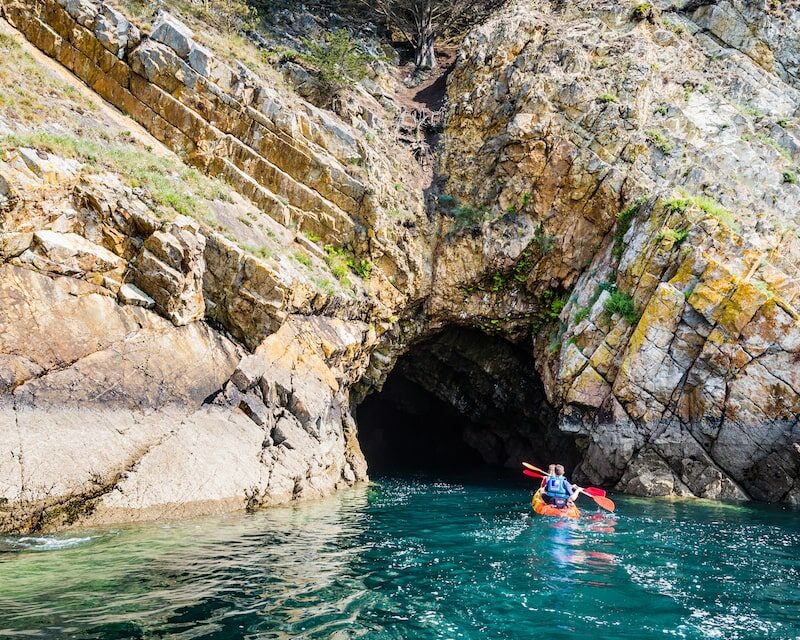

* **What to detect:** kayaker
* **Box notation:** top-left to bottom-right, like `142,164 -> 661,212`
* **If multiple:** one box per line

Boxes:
542,464 -> 581,509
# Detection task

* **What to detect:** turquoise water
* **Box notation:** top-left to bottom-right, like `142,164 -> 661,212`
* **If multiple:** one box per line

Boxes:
1,474 -> 799,639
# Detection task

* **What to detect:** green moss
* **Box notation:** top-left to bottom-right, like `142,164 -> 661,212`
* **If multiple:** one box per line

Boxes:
657,227 -> 688,244
598,93 -> 618,103
783,171 -> 798,184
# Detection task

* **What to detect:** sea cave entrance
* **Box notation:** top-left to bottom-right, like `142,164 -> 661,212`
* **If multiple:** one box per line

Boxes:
356,327 -> 578,474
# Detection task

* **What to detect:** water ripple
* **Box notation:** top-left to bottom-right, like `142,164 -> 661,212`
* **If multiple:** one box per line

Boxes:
1,475 -> 799,639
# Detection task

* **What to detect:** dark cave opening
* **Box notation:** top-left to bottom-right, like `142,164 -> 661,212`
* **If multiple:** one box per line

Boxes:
356,327 -> 578,475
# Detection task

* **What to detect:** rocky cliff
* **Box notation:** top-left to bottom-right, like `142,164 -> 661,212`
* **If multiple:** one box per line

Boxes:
436,0 -> 800,503
0,0 -> 798,532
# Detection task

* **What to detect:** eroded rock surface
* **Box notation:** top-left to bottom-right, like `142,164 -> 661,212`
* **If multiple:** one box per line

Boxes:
432,0 -> 800,502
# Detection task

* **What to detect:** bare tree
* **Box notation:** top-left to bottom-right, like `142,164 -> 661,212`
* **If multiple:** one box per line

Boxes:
363,0 -> 503,70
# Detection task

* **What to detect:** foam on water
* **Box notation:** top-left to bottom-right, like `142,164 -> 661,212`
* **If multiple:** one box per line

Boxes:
1,535 -> 93,551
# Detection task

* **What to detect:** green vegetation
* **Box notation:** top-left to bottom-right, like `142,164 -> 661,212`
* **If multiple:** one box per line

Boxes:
294,251 -> 312,267
312,277 -> 335,295
533,224 -> 555,256
783,171 -> 798,184
646,129 -> 675,154
737,103 -> 765,118
755,132 -> 792,161
323,244 -> 373,286
0,132 -> 231,223
598,93 -> 618,104
664,194 -> 738,232
661,19 -> 685,35
654,104 -> 669,116
453,204 -> 488,230
663,197 -> 691,214
240,244 -> 272,260
126,0 -> 256,32
657,226 -> 688,245
777,118 -> 789,128
632,3 -> 653,19
574,306 -> 590,323
573,279 -> 616,324
613,197 -> 648,260
299,29 -> 372,95
530,288 -> 570,334
439,193 -> 490,232
604,289 -> 638,324
692,195 -> 740,232
0,33 -> 97,124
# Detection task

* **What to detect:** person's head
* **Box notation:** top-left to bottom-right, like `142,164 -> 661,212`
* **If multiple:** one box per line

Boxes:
554,464 -> 565,476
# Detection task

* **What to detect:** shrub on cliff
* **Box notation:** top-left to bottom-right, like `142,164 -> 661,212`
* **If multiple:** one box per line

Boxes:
298,29 -> 372,99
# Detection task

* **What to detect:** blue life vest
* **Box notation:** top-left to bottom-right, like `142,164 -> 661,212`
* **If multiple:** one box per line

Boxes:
545,475 -> 569,498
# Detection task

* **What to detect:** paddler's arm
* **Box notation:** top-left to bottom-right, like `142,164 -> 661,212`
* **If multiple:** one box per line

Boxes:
565,480 -> 582,504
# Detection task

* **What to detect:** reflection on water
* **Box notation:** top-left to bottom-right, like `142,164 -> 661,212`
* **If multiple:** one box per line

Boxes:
1,474 -> 799,640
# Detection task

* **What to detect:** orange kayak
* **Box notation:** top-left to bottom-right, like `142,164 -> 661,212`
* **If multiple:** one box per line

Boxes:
532,488 -> 580,519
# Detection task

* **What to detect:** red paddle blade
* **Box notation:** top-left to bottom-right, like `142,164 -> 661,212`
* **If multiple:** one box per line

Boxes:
522,469 -> 545,479
591,495 -> 615,512
583,487 -> 607,498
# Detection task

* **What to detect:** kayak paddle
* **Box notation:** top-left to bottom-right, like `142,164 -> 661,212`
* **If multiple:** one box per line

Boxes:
522,462 -> 548,475
521,466 -> 607,497
579,489 -> 615,512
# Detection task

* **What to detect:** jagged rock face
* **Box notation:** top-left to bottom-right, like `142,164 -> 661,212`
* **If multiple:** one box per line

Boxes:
436,0 -> 800,503
0,0 -> 417,531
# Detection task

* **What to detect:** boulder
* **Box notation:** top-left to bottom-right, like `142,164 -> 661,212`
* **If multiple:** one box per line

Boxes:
150,11 -> 195,59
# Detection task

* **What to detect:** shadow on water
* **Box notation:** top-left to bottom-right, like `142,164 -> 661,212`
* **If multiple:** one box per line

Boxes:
1,476 -> 799,640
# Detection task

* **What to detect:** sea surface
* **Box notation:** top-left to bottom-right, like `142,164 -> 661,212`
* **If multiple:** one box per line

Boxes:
1,473 -> 799,639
